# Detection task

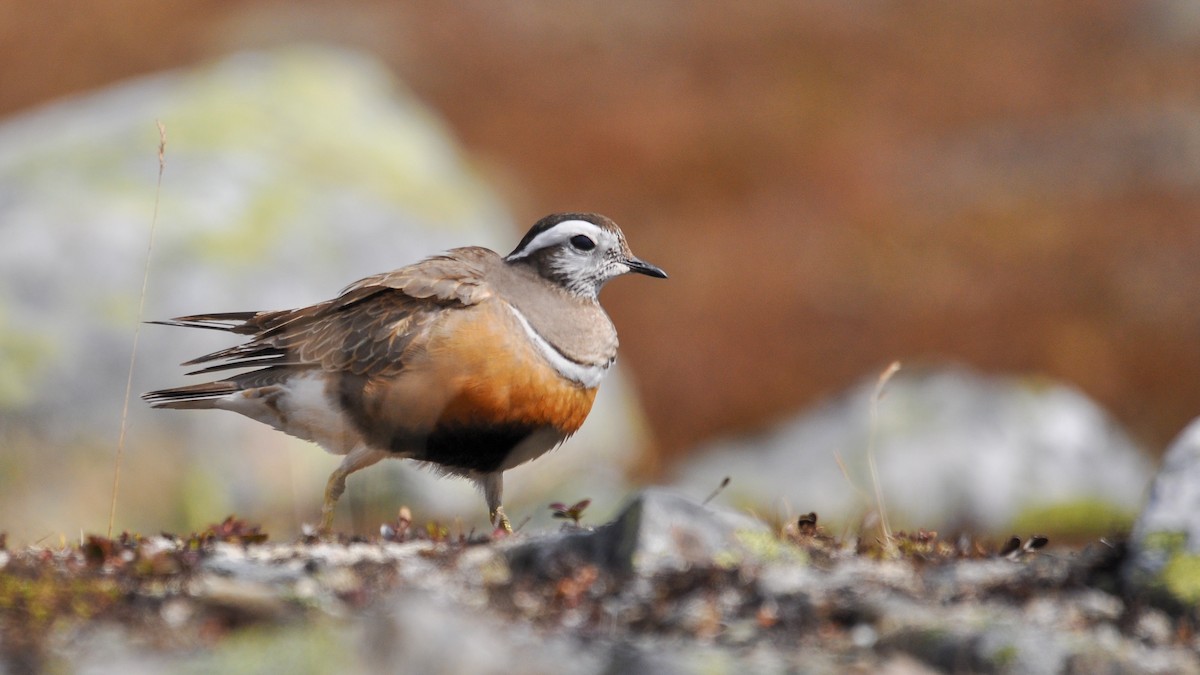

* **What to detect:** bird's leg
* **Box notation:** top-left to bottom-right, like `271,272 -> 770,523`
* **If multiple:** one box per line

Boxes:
482,473 -> 512,533
320,476 -> 344,533
320,445 -> 386,533
492,506 -> 512,534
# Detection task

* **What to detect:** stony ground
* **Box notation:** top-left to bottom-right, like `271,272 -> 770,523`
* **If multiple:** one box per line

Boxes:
1,490 -> 1197,675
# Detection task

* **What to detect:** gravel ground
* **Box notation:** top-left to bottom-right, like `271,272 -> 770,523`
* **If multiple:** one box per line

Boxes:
1,490 -> 1197,674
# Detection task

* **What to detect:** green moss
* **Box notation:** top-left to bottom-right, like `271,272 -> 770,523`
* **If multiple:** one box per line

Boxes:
1009,499 -> 1136,540
1160,553 -> 1200,605
0,571 -> 120,630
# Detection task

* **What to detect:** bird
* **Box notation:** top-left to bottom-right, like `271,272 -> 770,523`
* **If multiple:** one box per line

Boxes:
142,212 -> 667,533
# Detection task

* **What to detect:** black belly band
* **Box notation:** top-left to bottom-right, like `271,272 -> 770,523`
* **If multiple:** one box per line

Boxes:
388,422 -> 538,473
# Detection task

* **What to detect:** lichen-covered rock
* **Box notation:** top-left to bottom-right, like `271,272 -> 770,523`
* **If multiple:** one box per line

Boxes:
674,365 -> 1152,535
1125,417 -> 1200,611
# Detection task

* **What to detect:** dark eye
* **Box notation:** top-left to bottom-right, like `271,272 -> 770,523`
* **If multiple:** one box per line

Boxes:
570,234 -> 596,251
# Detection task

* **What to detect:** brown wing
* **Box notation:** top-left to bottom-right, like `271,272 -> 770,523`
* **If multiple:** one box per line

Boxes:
339,247 -> 497,301
168,248 -> 498,378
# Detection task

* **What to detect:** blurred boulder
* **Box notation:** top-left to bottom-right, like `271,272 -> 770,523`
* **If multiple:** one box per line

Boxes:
0,46 -> 649,541
671,365 -> 1152,534
1125,417 -> 1200,611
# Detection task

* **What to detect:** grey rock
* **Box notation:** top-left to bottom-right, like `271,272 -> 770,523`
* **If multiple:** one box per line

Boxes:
506,488 -> 773,580
201,551 -> 307,587
363,588 -> 603,675
878,622 -> 1070,675
1125,416 -> 1200,609
674,365 -> 1151,533
597,644 -> 692,675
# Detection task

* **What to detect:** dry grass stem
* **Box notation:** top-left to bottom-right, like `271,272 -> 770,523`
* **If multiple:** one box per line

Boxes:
108,120 -> 167,538
868,360 -> 901,545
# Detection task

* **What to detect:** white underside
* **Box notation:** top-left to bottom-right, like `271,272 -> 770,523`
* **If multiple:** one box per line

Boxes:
217,371 -> 362,456
504,303 -> 610,388
215,369 -> 566,468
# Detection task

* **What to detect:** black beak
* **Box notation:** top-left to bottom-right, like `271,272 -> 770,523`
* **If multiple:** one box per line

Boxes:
625,256 -> 668,279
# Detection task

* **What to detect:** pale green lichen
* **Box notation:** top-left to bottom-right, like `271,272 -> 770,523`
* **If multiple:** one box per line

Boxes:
1008,499 -> 1136,539
1133,529 -> 1200,606
1159,553 -> 1200,605
166,47 -> 492,223
0,305 -> 57,407
180,620 -> 359,675
1141,530 -> 1189,555
729,529 -> 808,567
987,643 -> 1020,668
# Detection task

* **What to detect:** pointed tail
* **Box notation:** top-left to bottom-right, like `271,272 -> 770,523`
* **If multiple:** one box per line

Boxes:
141,381 -> 238,409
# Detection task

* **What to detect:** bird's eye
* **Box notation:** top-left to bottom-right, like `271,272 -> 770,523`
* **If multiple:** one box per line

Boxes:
570,234 -> 596,251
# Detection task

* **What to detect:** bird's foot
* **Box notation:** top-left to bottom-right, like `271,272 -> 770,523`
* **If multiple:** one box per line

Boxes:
491,506 -> 513,535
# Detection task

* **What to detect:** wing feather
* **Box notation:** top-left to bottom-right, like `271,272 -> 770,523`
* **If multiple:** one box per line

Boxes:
155,248 -> 497,379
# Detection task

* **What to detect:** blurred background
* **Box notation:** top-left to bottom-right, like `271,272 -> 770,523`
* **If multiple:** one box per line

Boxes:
1,1 -> 1197,542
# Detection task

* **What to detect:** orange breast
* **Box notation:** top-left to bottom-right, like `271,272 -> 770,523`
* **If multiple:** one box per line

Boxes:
426,301 -> 598,434
340,299 -> 602,472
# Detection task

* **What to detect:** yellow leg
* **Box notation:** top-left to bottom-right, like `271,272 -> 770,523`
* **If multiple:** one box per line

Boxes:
320,471 -> 345,533
482,473 -> 512,533
320,446 -> 386,533
491,506 -> 513,533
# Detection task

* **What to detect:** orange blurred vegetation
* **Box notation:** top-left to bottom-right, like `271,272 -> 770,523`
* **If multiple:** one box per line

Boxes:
4,1 -> 1198,472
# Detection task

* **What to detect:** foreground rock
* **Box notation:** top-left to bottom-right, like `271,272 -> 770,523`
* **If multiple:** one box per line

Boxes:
2,490 -> 1196,674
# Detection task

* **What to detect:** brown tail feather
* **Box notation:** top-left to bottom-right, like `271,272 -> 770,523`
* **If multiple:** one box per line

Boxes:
147,312 -> 260,333
141,381 -> 238,409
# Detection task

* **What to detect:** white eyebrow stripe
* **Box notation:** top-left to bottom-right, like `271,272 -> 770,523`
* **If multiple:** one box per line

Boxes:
504,302 -> 611,388
505,220 -> 606,261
